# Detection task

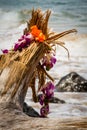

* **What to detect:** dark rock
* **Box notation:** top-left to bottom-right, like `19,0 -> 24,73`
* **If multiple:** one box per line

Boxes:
23,102 -> 40,117
49,97 -> 65,103
56,72 -> 87,92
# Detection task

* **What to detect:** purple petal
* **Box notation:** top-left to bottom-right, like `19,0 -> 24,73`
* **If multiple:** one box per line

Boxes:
14,43 -> 20,51
49,62 -> 53,68
50,56 -> 56,64
46,88 -> 54,98
48,82 -> 55,90
25,38 -> 31,45
46,91 -> 54,99
40,99 -> 44,106
15,33 -> 34,51
38,94 -> 45,105
25,34 -> 33,45
26,33 -> 34,40
2,49 -> 8,54
19,42 -> 26,48
40,105 -> 49,117
45,82 -> 55,98
21,35 -> 25,39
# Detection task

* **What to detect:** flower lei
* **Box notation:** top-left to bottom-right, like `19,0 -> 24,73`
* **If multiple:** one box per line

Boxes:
2,25 -> 56,117
38,81 -> 55,117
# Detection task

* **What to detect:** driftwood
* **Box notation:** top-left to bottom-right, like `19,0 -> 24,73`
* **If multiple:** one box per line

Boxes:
1,9 -> 86,130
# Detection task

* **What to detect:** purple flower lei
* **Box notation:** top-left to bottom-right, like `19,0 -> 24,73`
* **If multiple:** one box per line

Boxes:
2,49 -> 9,54
14,33 -> 34,51
42,55 -> 56,71
38,81 -> 55,117
2,33 -> 34,54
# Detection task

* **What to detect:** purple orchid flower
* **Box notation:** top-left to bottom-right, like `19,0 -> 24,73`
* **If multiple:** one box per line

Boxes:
22,34 -> 32,46
40,105 -> 49,117
42,55 -> 56,71
19,41 -> 26,48
38,94 -> 45,106
50,56 -> 56,64
45,82 -> 55,98
41,82 -> 55,99
14,43 -> 20,51
14,33 -> 34,51
2,49 -> 8,54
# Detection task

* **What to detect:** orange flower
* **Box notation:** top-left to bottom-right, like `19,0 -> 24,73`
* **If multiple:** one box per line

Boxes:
31,25 -> 41,37
31,25 -> 37,30
36,33 -> 46,42
30,25 -> 45,42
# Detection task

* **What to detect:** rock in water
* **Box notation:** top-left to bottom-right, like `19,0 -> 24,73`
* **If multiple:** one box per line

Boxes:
56,72 -> 87,92
23,102 -> 40,117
